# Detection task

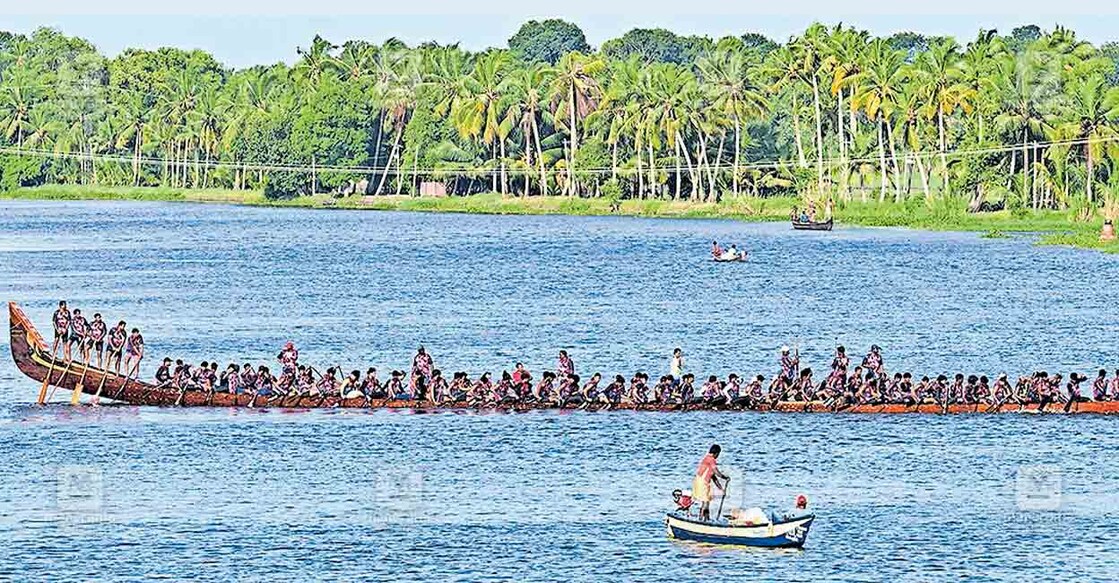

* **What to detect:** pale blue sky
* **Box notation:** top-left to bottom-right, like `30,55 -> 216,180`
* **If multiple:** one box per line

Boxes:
4,2 -> 1119,68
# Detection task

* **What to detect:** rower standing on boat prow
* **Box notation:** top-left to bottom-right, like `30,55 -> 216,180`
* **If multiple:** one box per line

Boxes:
278,341 -> 299,376
693,444 -> 730,522
412,346 -> 434,402
52,300 -> 72,361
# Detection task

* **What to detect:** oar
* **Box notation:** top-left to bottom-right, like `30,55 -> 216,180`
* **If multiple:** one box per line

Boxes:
37,342 -> 62,405
715,476 -> 730,521
46,356 -> 78,403
71,351 -> 92,405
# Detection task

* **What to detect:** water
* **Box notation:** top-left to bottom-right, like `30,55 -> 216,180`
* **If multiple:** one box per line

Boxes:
0,200 -> 1116,581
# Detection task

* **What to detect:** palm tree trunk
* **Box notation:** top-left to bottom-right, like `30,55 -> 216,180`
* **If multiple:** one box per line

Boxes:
885,121 -> 903,202
938,104 -> 949,196
648,144 -> 656,199
611,140 -> 618,183
375,129 -> 402,196
532,115 -> 546,196
811,74 -> 825,193
635,138 -> 644,199
915,155 -> 931,201
673,137 -> 682,201
792,109 -> 807,168
733,116 -> 741,198
499,138 -> 508,197
1086,141 -> 1094,204
568,81 -> 578,196
877,118 -> 888,203
1021,130 -> 1029,207
837,90 -> 847,199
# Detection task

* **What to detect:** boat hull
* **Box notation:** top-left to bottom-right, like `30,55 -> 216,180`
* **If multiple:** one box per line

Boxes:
792,219 -> 833,231
10,302 -> 1119,413
666,512 -> 814,548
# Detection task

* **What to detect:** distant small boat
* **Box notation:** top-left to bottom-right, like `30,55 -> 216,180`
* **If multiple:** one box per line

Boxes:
665,511 -> 815,548
791,218 -> 833,231
712,253 -> 747,263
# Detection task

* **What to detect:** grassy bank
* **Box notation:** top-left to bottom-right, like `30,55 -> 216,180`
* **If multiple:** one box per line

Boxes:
4,184 -> 1117,253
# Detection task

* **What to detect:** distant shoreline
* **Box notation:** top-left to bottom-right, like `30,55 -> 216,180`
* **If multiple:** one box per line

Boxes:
3,185 -> 1115,254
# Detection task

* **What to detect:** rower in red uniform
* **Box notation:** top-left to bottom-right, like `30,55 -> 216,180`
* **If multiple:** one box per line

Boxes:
70,309 -> 90,363
278,341 -> 299,376
124,327 -> 145,380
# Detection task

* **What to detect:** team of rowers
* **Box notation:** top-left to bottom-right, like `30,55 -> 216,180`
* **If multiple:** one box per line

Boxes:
50,300 -> 145,379
154,340 -> 1119,411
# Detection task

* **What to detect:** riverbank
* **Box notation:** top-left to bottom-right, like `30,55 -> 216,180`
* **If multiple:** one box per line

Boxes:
4,184 -> 1116,253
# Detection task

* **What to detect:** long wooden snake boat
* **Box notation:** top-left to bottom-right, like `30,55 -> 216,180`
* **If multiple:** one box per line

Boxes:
10,301 -> 1118,413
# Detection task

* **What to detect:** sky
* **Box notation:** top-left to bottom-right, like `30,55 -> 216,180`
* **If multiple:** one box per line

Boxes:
4,2 -> 1119,68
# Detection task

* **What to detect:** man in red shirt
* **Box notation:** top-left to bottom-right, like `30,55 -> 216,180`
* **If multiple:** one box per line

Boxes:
692,444 -> 730,522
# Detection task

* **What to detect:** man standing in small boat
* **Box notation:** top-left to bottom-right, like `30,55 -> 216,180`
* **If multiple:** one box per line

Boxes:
557,350 -> 574,379
693,444 -> 730,522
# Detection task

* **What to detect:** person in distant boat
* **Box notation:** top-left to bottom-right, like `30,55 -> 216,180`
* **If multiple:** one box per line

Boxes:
52,300 -> 72,360
557,350 -> 574,378
780,346 -> 799,385
862,345 -> 884,378
124,327 -> 145,379
278,341 -> 299,375
512,362 -> 531,385
70,309 -> 90,363
88,313 -> 107,368
1110,369 -> 1119,401
807,201 -> 817,222
341,370 -> 364,400
692,444 -> 730,522
1092,369 -> 1108,401
155,357 -> 173,385
670,348 -> 685,378
711,240 -> 723,259
105,321 -> 127,374
789,207 -> 798,222
411,347 -> 434,401
1065,373 -> 1087,412
720,244 -> 741,261
825,197 -> 835,221
799,209 -> 810,222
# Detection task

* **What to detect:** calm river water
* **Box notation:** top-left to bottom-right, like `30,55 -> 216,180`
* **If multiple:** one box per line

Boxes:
0,200 -> 1116,581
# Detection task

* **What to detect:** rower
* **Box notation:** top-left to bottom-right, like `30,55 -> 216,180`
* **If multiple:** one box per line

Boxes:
1065,373 -> 1087,412
411,347 -> 434,401
70,309 -> 90,364
1093,369 -> 1108,401
278,341 -> 299,376
89,313 -> 107,368
124,327 -> 145,380
222,364 -> 241,394
861,345 -> 884,378
710,240 -> 723,259
557,350 -> 575,378
779,346 -> 798,386
692,444 -> 730,522
1111,369 -> 1119,401
341,370 -> 364,399
52,301 -> 72,361
155,358 -> 173,385
670,348 -> 685,379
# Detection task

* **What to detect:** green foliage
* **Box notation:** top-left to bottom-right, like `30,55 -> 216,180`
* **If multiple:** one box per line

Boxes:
600,28 -> 712,64
508,19 -> 590,65
263,171 -> 305,200
0,154 -> 46,192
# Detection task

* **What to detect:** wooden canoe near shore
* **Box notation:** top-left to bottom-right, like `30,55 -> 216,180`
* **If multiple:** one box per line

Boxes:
10,302 -> 1119,414
791,218 -> 834,231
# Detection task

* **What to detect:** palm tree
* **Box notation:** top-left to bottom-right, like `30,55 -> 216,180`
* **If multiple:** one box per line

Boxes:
994,50 -> 1056,207
451,50 -> 513,195
698,48 -> 767,197
294,35 -> 339,88
761,46 -> 810,170
792,23 -> 829,193
0,70 -> 39,149
504,62 -> 554,196
1054,75 -> 1119,204
549,52 -> 604,195
854,40 -> 907,202
914,37 -> 972,196
825,25 -> 869,199
114,93 -> 149,185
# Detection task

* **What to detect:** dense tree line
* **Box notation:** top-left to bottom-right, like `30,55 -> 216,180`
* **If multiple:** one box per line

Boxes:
2,21 -> 1119,211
